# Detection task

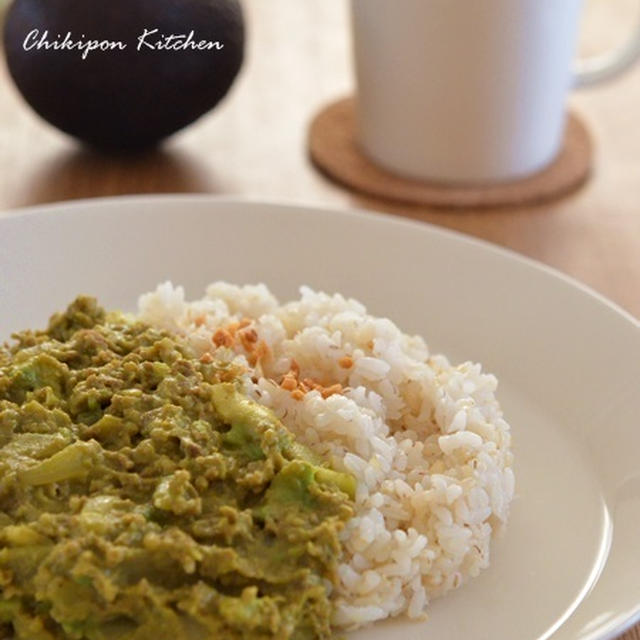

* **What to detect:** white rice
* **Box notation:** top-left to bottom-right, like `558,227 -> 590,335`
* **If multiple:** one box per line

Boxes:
137,281 -> 515,628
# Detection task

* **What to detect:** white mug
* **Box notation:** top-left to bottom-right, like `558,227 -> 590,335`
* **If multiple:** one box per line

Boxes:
351,0 -> 640,183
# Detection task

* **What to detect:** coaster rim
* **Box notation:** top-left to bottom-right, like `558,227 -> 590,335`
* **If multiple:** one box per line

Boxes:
308,96 -> 593,209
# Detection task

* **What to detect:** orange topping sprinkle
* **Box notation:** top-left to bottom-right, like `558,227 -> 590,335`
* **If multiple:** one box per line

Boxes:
280,374 -> 297,391
244,328 -> 258,343
248,340 -> 270,367
338,356 -> 353,369
321,384 -> 343,399
279,368 -> 344,401
212,328 -> 234,348
239,328 -> 258,348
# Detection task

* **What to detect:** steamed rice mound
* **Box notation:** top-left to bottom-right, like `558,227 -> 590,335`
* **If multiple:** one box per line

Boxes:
138,282 -> 515,629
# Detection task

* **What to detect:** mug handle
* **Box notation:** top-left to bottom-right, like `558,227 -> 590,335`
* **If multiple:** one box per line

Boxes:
573,6 -> 640,86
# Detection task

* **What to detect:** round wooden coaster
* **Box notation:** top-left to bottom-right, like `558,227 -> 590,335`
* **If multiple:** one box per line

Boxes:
308,97 -> 593,209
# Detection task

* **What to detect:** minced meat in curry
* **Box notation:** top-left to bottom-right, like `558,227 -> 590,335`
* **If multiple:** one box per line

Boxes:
0,297 -> 355,640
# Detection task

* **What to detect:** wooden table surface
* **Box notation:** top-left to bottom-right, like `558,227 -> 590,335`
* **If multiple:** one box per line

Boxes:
1,1 -> 639,318
0,1 -> 639,638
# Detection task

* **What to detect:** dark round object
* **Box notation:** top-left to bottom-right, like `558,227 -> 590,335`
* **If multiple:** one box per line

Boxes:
3,0 -> 244,151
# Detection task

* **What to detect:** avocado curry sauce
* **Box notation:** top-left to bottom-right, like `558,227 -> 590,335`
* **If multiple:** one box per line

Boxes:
0,297 -> 355,640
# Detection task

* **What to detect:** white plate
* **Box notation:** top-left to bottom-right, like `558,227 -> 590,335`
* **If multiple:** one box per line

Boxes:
1,195 -> 639,640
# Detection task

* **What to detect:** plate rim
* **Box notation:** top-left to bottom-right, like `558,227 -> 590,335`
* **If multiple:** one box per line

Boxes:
1,193 -> 638,333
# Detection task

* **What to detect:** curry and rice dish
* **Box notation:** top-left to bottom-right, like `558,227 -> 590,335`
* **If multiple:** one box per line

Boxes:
0,283 -> 515,639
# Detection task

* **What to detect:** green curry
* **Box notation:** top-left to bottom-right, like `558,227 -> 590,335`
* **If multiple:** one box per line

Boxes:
0,297 -> 355,640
